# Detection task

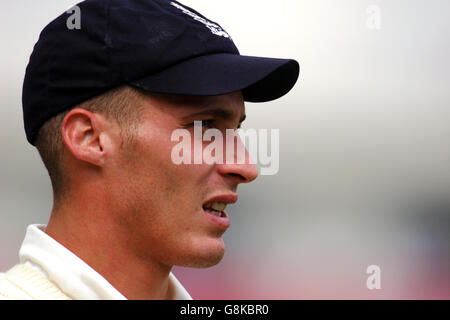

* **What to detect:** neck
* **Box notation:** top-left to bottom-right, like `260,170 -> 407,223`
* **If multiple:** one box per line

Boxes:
45,189 -> 173,300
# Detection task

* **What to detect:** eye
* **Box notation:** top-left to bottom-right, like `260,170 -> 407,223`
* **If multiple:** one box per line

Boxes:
202,120 -> 215,129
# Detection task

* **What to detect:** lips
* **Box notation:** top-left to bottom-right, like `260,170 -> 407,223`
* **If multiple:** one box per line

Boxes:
202,194 -> 238,215
203,194 -> 238,207
202,193 -> 238,228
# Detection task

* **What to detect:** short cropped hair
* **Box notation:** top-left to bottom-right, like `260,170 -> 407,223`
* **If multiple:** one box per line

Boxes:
35,86 -> 145,203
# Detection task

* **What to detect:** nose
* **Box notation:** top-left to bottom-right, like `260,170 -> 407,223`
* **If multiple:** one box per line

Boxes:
216,134 -> 259,184
217,162 -> 259,184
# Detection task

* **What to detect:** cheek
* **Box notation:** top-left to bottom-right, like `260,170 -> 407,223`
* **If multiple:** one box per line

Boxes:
118,131 -> 209,215
117,124 -> 220,219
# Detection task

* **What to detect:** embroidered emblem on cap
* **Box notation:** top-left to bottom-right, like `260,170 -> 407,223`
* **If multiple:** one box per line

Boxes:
170,2 -> 231,39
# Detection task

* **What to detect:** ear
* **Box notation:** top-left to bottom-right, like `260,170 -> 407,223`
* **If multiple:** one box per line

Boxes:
61,108 -> 110,167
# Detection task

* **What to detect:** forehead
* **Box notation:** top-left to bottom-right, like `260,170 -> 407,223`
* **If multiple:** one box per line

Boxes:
140,91 -> 245,120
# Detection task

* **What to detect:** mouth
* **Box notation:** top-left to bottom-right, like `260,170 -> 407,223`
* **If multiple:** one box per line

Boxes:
201,194 -> 238,228
202,202 -> 227,217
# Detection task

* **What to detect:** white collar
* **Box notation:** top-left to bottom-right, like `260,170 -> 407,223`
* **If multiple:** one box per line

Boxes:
18,224 -> 192,300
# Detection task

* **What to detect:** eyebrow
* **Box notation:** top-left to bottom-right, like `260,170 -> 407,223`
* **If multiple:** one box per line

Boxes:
182,109 -> 246,124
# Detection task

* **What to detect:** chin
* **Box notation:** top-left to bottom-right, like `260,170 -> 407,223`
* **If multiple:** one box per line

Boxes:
178,237 -> 226,268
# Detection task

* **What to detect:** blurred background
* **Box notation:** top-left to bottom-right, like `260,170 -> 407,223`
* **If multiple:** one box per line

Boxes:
1,0 -> 449,299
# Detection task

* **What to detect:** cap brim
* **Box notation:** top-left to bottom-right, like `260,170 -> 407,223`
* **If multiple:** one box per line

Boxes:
129,53 -> 300,102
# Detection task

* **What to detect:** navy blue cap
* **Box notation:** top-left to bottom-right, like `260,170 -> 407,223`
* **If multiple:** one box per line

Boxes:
23,0 -> 300,145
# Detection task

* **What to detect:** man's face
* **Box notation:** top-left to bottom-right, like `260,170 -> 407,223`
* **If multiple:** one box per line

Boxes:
107,91 -> 258,268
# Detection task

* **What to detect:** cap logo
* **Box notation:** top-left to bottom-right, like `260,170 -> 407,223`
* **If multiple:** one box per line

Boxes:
170,2 -> 230,39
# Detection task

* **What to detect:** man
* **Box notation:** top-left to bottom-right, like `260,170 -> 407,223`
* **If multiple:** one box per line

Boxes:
0,0 -> 299,300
